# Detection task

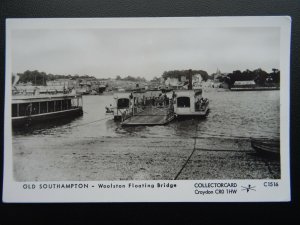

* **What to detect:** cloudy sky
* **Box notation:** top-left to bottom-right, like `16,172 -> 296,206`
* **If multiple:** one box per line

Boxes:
11,27 -> 280,80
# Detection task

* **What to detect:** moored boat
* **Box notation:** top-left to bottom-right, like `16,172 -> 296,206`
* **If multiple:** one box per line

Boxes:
12,92 -> 83,127
250,137 -> 280,158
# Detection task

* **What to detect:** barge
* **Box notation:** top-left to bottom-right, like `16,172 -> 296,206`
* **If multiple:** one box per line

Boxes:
12,92 -> 83,127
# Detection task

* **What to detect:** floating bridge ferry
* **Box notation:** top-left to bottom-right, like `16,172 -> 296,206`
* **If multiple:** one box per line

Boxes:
12,90 -> 83,127
107,87 -> 209,126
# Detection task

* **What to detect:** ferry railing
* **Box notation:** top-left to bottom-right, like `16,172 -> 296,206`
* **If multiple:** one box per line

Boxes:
128,104 -> 174,117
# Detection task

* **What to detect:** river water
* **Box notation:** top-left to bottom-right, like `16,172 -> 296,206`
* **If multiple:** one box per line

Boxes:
13,89 -> 280,140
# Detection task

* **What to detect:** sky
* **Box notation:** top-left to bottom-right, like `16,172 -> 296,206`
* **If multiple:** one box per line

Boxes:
11,27 -> 280,80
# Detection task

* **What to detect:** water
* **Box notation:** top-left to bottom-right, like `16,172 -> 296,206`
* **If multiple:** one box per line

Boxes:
13,89 -> 280,140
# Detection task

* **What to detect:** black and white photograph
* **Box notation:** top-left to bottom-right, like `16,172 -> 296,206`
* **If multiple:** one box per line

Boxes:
3,17 -> 291,202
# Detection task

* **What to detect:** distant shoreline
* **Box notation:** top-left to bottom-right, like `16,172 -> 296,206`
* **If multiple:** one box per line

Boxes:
230,87 -> 280,91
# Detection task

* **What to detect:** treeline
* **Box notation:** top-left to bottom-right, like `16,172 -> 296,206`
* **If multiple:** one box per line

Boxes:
217,68 -> 280,87
15,70 -> 96,86
162,69 -> 209,82
115,75 -> 146,82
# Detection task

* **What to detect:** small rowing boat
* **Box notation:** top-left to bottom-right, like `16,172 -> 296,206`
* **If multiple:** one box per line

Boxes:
250,137 -> 280,158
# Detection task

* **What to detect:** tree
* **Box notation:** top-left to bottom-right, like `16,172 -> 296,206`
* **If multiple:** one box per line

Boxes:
17,70 -> 46,85
253,68 -> 268,86
16,70 -> 101,86
151,76 -> 160,82
270,68 -> 280,84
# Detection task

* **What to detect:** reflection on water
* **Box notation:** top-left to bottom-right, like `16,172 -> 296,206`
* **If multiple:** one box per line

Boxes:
13,89 -> 280,139
13,116 -> 82,136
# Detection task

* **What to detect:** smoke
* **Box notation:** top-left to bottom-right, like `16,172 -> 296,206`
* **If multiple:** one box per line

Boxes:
12,73 -> 19,86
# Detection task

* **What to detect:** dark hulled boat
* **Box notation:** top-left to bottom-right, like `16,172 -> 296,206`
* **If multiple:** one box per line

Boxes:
12,93 -> 83,128
250,137 -> 280,158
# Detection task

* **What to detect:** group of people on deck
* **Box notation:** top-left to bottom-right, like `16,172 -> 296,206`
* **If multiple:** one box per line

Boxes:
195,96 -> 207,111
129,92 -> 171,108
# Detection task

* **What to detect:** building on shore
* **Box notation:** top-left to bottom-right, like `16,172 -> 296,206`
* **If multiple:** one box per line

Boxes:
106,79 -> 149,92
15,77 -> 107,95
46,79 -> 77,89
164,74 -> 210,90
232,80 -> 256,88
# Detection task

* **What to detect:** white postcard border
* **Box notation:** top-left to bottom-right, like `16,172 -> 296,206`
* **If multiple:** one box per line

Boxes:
3,16 -> 291,202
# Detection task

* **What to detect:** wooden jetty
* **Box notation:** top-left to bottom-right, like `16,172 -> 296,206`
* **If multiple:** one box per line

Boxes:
121,106 -> 175,126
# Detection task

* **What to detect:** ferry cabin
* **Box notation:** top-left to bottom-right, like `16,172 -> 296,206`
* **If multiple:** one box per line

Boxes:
112,92 -> 132,120
173,89 -> 209,117
12,94 -> 83,127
